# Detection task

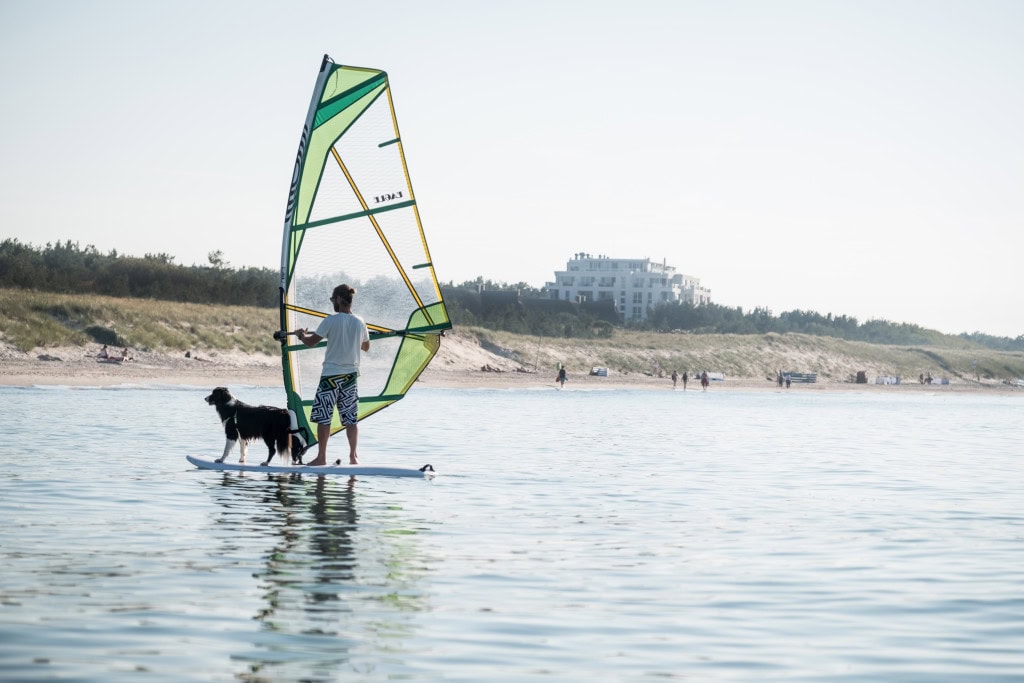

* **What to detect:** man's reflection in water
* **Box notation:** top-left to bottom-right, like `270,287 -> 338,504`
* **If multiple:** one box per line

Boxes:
257,474 -> 358,618
207,472 -> 430,680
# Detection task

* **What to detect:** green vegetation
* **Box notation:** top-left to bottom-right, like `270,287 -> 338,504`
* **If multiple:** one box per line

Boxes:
0,288 -> 277,355
3,240 -> 1021,359
457,326 -> 1024,384
443,279 -> 1024,351
0,239 -> 277,307
645,301 -> 1024,349
2,288 -> 1021,382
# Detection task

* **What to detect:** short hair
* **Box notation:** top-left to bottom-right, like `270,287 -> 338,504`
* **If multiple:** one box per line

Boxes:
332,284 -> 356,304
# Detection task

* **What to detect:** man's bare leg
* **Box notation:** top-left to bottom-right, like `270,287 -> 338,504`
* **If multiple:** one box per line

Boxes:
308,422 -> 331,466
346,423 -> 358,465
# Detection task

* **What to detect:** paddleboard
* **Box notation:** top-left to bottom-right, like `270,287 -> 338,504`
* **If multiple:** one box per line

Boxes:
186,455 -> 435,478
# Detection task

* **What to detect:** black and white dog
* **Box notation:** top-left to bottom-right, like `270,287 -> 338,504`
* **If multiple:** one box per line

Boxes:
205,387 -> 304,465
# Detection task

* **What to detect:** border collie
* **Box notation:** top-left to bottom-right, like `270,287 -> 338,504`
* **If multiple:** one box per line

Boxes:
204,387 -> 304,465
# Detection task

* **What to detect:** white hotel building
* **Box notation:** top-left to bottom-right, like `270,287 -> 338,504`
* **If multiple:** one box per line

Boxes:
545,253 -> 712,323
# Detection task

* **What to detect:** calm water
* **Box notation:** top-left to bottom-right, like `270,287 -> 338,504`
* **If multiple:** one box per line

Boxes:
1,383 -> 1022,682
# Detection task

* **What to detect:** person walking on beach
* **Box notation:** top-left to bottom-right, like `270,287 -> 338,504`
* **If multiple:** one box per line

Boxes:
296,284 -> 370,466
557,366 -> 567,388
682,371 -> 688,391
671,370 -> 678,389
701,370 -> 709,391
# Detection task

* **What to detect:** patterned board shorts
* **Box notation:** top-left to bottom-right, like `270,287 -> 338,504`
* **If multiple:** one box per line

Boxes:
310,373 -> 358,426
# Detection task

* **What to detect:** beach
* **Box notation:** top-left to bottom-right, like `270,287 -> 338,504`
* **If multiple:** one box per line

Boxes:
2,332 -> 1019,394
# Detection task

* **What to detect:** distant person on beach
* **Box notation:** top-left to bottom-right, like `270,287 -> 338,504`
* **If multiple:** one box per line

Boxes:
671,370 -> 678,389
556,366 -> 567,388
682,371 -> 688,391
296,284 -> 370,466
701,371 -> 709,391
98,345 -> 109,359
785,374 -> 791,389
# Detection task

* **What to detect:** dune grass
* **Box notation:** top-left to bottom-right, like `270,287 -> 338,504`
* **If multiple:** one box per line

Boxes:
460,326 -> 1024,383
2,288 -> 1022,382
0,288 -> 277,354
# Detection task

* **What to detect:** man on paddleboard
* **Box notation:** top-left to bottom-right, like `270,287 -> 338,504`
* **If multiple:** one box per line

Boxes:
296,284 -> 370,465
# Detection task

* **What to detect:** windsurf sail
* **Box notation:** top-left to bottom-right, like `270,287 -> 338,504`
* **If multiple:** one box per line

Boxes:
277,54 -> 451,449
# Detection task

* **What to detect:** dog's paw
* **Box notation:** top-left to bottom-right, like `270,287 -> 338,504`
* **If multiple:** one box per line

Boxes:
214,456 -> 225,463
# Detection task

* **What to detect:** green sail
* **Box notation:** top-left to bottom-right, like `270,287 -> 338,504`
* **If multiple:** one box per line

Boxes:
277,55 -> 451,447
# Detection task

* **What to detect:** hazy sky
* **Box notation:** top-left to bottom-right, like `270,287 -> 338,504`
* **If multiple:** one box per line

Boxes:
2,1 -> 1021,337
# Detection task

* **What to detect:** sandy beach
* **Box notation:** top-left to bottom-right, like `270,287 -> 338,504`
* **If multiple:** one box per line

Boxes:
2,332 -> 1019,395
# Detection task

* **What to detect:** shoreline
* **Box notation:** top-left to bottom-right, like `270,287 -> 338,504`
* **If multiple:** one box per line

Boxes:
1,343 -> 1020,395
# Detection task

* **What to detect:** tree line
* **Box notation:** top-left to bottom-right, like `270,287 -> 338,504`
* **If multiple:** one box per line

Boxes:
0,239 -> 278,307
645,300 -> 1024,349
3,240 -> 1020,350
441,279 -> 1024,351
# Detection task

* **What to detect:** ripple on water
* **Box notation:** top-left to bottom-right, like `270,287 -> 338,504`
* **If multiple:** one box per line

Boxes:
0,386 -> 1022,681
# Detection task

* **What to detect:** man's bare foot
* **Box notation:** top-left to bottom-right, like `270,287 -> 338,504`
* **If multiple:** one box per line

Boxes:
307,458 -> 327,466
349,457 -> 358,465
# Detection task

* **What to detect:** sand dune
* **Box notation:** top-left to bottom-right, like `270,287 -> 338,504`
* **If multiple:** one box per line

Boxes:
2,332 -> 1020,394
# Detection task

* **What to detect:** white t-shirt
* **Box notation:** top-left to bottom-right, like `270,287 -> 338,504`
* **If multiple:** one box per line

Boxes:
315,312 -> 369,375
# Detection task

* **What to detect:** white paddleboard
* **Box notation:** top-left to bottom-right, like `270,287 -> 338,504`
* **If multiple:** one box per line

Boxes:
186,455 -> 436,478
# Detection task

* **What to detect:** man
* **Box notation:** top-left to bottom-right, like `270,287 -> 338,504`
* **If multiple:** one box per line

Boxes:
296,284 -> 370,465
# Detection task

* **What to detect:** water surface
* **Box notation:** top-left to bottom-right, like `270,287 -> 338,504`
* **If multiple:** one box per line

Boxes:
1,385 -> 1021,681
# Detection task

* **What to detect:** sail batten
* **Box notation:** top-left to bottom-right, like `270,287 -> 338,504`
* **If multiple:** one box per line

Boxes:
293,200 -> 417,231
278,56 -> 451,448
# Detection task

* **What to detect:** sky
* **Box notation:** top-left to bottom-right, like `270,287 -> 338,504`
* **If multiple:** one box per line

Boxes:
2,0 -> 1022,337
